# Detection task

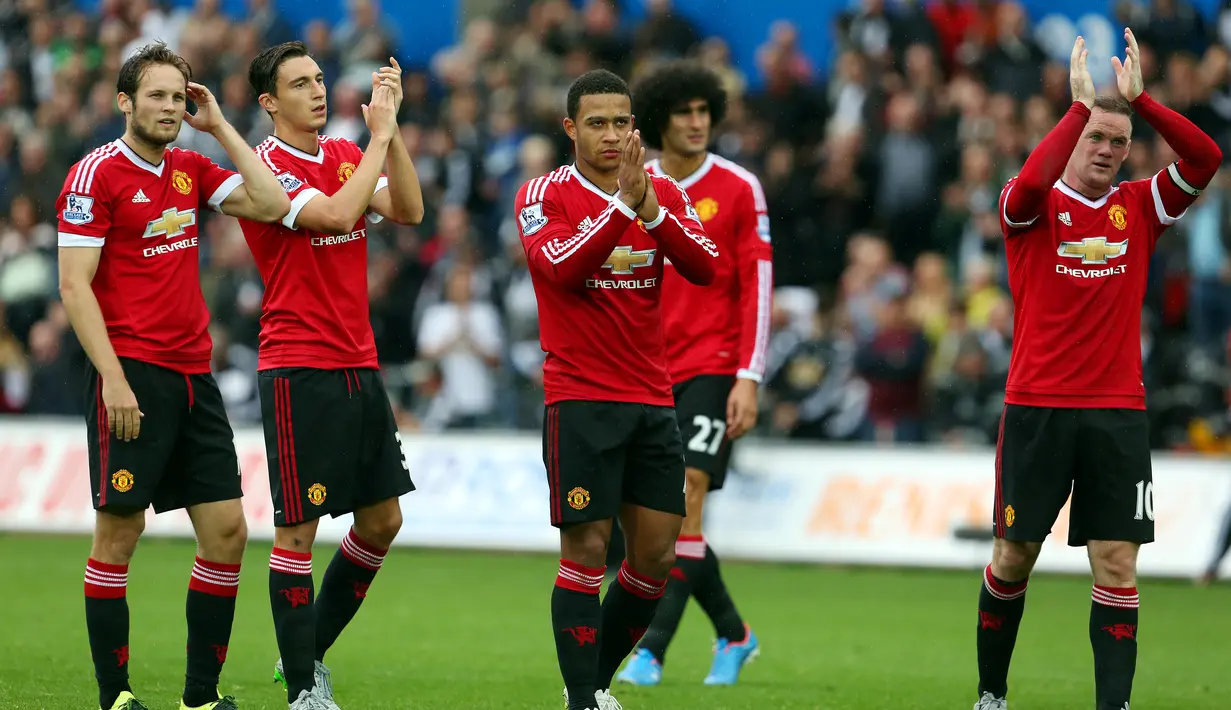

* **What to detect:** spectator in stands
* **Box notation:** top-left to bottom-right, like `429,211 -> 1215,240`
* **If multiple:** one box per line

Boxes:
855,293 -> 929,443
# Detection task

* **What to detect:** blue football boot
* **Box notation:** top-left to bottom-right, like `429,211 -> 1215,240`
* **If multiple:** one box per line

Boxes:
615,648 -> 663,686
703,625 -> 759,685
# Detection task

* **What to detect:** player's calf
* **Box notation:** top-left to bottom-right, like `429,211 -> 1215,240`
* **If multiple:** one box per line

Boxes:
314,500 -> 401,662
556,520 -> 611,710
87,508 -> 145,710
271,519 -> 321,703
183,500 -> 246,708
1087,540 -> 1141,710
975,538 -> 1039,703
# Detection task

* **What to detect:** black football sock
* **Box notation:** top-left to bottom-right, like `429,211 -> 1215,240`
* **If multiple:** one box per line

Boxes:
85,559 -> 132,710
976,564 -> 1028,699
638,535 -> 705,662
270,548 -> 316,703
1091,585 -> 1139,709
554,559 -> 604,710
692,539 -> 747,642
595,561 -> 666,691
183,557 -> 241,707
315,528 -> 387,661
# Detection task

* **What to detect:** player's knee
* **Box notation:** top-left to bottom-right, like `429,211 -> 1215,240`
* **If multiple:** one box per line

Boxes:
1089,541 -> 1138,586
354,503 -> 403,549
992,538 -> 1041,581
560,522 -> 611,568
198,503 -> 248,562
684,469 -> 709,518
626,534 -> 677,580
92,507 -> 146,563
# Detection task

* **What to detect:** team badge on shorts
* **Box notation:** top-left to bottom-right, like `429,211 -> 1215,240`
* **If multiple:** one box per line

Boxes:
307,483 -> 327,506
1004,505 -> 1015,528
567,487 -> 590,510
111,469 -> 134,493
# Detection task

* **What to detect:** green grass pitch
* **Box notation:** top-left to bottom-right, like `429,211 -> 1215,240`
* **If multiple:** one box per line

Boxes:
0,534 -> 1226,709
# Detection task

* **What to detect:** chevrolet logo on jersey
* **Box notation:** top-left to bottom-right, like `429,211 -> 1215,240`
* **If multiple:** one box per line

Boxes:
143,208 -> 197,239
603,246 -> 656,275
1057,237 -> 1127,265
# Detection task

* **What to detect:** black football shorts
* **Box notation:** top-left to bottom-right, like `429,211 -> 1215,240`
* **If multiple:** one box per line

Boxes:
993,404 -> 1154,546
85,358 -> 241,514
672,374 -> 736,489
542,400 -> 687,527
258,367 -> 415,527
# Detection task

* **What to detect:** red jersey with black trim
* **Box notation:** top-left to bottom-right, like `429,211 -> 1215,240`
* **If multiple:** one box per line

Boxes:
515,164 -> 720,406
648,153 -> 774,384
56,139 -> 244,374
237,135 -> 389,371
999,170 -> 1197,409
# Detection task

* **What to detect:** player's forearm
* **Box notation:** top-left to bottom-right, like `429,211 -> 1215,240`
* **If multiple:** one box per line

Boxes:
531,202 -> 634,286
737,255 -> 773,380
1133,91 -> 1222,184
645,208 -> 718,286
211,121 -> 289,220
384,130 -> 425,224
1006,102 -> 1091,220
328,135 -> 393,228
60,279 -> 125,383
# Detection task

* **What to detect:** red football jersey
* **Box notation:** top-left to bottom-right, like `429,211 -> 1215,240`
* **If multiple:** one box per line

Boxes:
238,135 -> 389,371
999,171 -> 1193,409
56,139 -> 243,374
648,154 -> 774,383
516,164 -> 720,406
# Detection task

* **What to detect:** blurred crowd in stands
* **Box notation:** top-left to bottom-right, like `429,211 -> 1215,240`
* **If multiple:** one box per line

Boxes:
3,0 -> 1231,452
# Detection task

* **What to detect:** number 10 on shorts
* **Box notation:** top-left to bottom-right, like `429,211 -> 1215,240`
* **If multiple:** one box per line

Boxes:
1134,480 -> 1154,521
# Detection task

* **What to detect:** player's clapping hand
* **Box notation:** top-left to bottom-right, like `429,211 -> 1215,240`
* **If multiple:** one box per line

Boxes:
1070,36 -> 1096,109
102,377 -> 143,441
184,82 -> 225,134
372,57 -> 403,111
1112,28 -> 1144,102
617,129 -> 648,209
363,83 -> 398,141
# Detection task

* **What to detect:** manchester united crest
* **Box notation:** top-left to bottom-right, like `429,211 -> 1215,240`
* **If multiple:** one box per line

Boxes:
111,469 -> 134,493
172,169 -> 192,195
337,162 -> 356,183
1108,204 -> 1127,230
1004,505 -> 1015,528
567,486 -> 590,510
307,483 -> 327,506
694,197 -> 720,222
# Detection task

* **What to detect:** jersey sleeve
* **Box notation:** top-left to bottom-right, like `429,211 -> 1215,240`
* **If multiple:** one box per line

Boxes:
185,149 -> 244,214
515,175 -> 635,288
56,158 -> 114,248
733,178 -> 774,382
644,175 -> 718,286
1147,164 -> 1201,231
258,146 -> 324,231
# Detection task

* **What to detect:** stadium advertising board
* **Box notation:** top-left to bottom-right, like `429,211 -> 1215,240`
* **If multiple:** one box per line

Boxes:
1,420 -> 1229,580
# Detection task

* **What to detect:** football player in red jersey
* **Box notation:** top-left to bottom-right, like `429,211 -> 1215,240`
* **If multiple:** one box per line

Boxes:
513,69 -> 719,710
55,42 -> 291,710
238,42 -> 423,710
617,61 -> 771,688
973,30 -> 1221,710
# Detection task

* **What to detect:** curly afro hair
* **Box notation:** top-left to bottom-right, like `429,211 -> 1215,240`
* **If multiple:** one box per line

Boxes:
631,61 -> 727,151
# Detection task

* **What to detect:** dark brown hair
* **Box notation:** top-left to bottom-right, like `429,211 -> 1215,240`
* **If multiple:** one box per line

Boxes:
117,41 -> 192,97
1093,95 -> 1133,116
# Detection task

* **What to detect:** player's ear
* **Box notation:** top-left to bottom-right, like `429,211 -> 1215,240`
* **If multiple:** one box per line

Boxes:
563,117 -> 576,142
257,92 -> 276,115
116,92 -> 131,115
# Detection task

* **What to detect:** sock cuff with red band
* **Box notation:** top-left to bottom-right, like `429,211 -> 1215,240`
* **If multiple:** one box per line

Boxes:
1092,585 -> 1140,609
270,547 -> 312,576
617,560 -> 666,599
556,558 -> 605,595
188,556 -> 241,597
983,564 -> 1028,601
340,528 -> 388,571
85,558 -> 128,599
675,534 -> 706,560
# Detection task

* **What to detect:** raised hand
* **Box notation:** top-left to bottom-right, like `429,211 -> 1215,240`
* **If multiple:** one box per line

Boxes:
1112,28 -> 1144,102
184,82 -> 225,134
616,129 -> 648,209
371,56 -> 403,111
362,83 -> 398,141
1070,36 -> 1096,109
